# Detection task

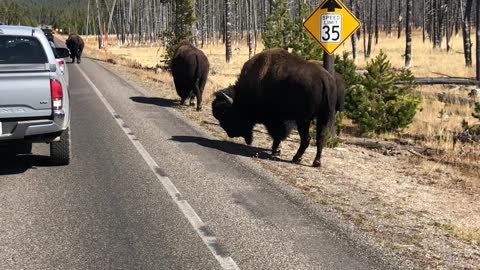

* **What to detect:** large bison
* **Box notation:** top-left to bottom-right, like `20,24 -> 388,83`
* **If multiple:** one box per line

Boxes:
308,60 -> 345,112
212,48 -> 339,167
171,41 -> 210,111
66,33 -> 84,64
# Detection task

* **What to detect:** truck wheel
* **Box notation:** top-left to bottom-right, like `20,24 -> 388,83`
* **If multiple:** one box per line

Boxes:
50,128 -> 71,165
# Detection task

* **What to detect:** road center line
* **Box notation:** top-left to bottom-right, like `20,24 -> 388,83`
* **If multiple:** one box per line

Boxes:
75,64 -> 240,270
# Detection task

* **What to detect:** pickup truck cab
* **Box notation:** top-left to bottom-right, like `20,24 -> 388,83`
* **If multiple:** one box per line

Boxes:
0,25 -> 72,165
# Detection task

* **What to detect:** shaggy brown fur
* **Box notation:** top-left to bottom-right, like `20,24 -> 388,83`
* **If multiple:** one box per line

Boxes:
171,41 -> 210,111
212,48 -> 337,167
65,33 -> 84,64
308,60 -> 345,112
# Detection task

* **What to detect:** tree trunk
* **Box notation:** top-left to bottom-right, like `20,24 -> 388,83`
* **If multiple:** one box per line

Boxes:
476,0 -> 480,80
405,0 -> 413,67
397,0 -> 403,38
225,0 -> 232,63
95,0 -> 104,48
462,0 -> 473,67
350,0 -> 358,63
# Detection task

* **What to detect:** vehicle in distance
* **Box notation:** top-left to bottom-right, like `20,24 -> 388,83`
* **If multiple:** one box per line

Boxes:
41,28 -> 54,42
0,25 -> 72,165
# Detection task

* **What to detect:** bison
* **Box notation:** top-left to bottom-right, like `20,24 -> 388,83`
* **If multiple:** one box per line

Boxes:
66,33 -> 84,64
171,41 -> 210,111
212,48 -> 339,167
308,60 -> 345,112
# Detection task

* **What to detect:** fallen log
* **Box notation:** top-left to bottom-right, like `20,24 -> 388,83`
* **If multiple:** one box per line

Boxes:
340,137 -> 441,157
396,77 -> 480,86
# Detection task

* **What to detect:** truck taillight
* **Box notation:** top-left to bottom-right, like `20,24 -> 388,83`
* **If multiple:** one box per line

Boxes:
58,60 -> 65,73
50,79 -> 63,110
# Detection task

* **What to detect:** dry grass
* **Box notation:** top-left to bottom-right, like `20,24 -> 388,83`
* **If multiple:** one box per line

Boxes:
336,30 -> 477,78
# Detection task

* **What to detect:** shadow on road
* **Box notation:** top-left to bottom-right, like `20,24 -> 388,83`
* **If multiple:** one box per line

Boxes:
130,96 -> 178,108
170,135 -> 290,163
0,154 -> 53,176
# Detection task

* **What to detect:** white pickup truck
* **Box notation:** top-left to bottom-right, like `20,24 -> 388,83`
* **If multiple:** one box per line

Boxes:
0,25 -> 72,165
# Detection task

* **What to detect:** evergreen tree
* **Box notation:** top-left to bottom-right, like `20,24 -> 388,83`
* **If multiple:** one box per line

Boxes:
345,51 -> 422,135
262,0 -> 293,50
162,0 -> 196,69
473,103 -> 480,121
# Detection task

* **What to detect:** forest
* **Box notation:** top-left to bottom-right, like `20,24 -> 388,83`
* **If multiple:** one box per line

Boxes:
1,0 -> 479,76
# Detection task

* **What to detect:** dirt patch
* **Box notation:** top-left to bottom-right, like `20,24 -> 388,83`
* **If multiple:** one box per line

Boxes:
80,43 -> 480,269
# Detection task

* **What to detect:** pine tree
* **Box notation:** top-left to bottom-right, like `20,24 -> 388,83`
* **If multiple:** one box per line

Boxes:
262,0 -> 293,50
161,0 -> 196,69
473,103 -> 480,120
345,51 -> 422,135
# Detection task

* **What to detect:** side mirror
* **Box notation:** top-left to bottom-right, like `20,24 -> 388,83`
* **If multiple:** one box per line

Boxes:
55,47 -> 70,58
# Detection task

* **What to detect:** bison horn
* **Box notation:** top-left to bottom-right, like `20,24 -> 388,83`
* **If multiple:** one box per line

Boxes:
221,92 -> 234,104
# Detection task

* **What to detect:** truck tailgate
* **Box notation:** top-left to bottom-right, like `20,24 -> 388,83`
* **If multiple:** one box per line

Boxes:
0,65 -> 52,119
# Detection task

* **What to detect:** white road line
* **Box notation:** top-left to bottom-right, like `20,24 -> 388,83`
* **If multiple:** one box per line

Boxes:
75,65 -> 240,270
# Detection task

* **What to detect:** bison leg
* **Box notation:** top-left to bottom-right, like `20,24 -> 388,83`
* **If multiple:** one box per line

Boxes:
271,140 -> 281,156
194,79 -> 204,111
189,95 -> 195,107
265,122 -> 291,156
292,120 -> 311,164
180,97 -> 187,105
77,49 -> 83,63
313,111 -> 334,168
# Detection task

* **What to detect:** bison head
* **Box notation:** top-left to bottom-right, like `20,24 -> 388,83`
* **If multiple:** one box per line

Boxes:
212,87 -> 253,145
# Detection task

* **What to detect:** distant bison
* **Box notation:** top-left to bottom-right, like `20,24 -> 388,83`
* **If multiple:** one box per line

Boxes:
212,48 -> 338,167
66,33 -> 84,64
171,41 -> 210,111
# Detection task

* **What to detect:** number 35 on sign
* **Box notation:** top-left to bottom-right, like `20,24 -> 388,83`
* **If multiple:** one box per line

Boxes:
321,14 -> 342,43
303,0 -> 361,55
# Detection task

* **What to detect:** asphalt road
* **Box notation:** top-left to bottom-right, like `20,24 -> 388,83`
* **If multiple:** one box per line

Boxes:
0,56 -> 401,269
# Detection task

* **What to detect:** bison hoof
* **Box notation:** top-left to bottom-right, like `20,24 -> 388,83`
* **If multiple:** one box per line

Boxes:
272,149 -> 281,157
292,156 -> 302,164
196,106 -> 202,112
312,160 -> 321,168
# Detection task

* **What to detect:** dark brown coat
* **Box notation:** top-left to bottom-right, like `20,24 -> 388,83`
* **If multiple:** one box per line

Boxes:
212,49 -> 337,167
65,33 -> 84,64
171,41 -> 210,111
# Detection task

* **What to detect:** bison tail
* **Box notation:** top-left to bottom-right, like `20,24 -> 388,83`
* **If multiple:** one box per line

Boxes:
194,54 -> 201,86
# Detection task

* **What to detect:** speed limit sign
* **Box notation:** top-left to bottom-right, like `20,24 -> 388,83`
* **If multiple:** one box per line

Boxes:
321,14 -> 342,43
303,0 -> 361,54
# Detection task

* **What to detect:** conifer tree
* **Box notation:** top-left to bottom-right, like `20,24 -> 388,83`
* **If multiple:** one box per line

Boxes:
345,51 -> 421,134
262,0 -> 293,50
473,103 -> 480,121
162,0 -> 196,69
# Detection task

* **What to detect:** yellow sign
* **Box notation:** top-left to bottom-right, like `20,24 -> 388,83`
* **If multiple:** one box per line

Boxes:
303,0 -> 361,55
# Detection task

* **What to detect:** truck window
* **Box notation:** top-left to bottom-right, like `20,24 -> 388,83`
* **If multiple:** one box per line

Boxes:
0,36 -> 48,64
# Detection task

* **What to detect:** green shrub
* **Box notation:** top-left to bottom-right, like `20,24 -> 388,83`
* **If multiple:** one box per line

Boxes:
344,51 -> 421,135
161,1 -> 195,70
473,102 -> 480,120
263,1 -> 324,61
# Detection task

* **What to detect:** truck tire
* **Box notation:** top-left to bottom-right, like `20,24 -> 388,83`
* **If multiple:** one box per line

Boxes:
50,128 -> 71,165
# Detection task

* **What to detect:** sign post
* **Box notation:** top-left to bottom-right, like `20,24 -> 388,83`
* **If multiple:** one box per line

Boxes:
303,0 -> 361,73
